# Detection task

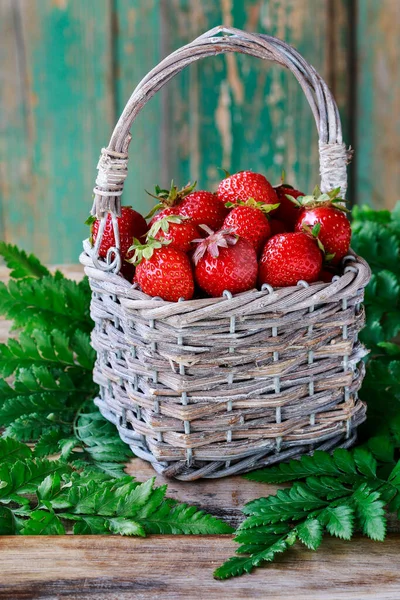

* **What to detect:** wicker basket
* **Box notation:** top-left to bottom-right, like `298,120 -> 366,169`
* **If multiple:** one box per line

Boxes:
80,26 -> 371,481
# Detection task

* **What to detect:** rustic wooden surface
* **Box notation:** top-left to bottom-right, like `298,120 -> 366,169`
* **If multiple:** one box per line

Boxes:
0,263 -> 400,598
3,0 -> 399,264
1,535 -> 400,600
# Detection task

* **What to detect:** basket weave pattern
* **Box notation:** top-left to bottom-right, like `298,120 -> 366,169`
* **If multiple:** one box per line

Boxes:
80,27 -> 371,480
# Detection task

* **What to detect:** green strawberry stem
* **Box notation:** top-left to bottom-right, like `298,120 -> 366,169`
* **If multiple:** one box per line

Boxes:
145,181 -> 197,219
147,214 -> 189,239
225,198 -> 280,214
127,237 -> 171,266
286,186 -> 348,211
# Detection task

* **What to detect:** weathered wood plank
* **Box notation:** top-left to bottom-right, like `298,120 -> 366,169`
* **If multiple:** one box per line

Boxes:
0,534 -> 399,599
114,0 -> 164,217
160,0 -> 351,196
0,0 -> 114,264
356,0 -> 400,209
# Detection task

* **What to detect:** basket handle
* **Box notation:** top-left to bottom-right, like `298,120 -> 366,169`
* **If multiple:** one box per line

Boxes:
89,26 -> 351,272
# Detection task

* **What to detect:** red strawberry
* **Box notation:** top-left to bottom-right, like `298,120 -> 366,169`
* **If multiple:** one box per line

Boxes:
148,214 -> 200,253
222,199 -> 275,255
269,219 -> 287,235
217,171 -> 278,207
119,261 -> 135,282
179,191 -> 227,231
293,188 -> 351,264
149,207 -> 180,226
132,239 -> 194,302
259,232 -> 322,288
88,206 -> 148,260
319,267 -> 339,283
274,185 -> 304,229
193,227 -> 258,297
147,181 -> 227,232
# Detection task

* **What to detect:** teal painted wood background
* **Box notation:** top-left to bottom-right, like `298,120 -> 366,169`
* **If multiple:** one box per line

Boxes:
0,0 -> 399,264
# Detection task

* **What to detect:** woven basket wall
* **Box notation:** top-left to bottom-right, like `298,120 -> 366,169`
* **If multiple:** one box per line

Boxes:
80,27 -> 371,481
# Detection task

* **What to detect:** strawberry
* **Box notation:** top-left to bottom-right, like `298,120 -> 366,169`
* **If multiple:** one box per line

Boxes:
147,181 -> 227,231
217,171 -> 278,207
131,238 -> 194,302
193,226 -> 258,297
119,260 -> 135,282
148,214 -> 200,253
259,232 -> 322,288
319,267 -> 339,283
269,219 -> 287,235
179,191 -> 228,231
87,206 -> 148,260
273,179 -> 304,229
293,187 -> 351,264
222,198 -> 276,255
149,207 -> 180,226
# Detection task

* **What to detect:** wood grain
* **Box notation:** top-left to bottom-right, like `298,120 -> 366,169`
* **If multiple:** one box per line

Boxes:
0,0 -> 114,264
114,0 -> 164,217
356,0 -> 400,210
0,535 -> 400,599
161,0 -> 351,195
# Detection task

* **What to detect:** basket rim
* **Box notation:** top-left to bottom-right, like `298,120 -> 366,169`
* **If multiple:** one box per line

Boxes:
80,245 -> 371,312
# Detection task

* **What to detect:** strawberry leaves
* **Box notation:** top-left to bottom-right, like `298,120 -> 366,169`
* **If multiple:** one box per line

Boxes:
127,237 -> 171,265
145,181 -> 197,218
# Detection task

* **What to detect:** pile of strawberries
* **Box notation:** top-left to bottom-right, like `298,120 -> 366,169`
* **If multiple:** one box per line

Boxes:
88,171 -> 351,302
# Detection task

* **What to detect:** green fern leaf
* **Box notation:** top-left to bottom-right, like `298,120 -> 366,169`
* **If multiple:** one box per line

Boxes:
21,510 -> 65,535
214,533 -> 296,580
353,448 -> 378,478
0,277 -> 91,334
244,451 -> 339,483
243,483 -> 327,522
0,458 -> 70,500
297,518 -> 323,550
143,501 -> 233,535
33,429 -> 67,457
320,505 -> 354,540
0,331 -> 91,377
0,242 -> 50,279
0,437 -> 31,462
72,516 -> 109,535
4,413 -> 62,441
107,517 -> 146,537
352,484 -> 386,541
0,394 -> 71,427
0,506 -> 16,534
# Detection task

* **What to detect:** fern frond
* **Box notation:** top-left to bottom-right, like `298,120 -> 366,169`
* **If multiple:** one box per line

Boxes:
0,242 -> 50,279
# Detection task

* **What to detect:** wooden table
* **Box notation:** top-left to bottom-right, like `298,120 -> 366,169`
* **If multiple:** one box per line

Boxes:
0,265 -> 399,599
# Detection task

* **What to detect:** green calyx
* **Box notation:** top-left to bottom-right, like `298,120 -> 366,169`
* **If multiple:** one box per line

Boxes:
302,223 -> 336,262
273,169 -> 293,190
85,215 -> 97,245
218,167 -> 231,179
127,237 -> 171,266
145,181 -> 197,219
286,185 -> 348,211
84,215 -> 96,227
147,214 -> 189,239
225,197 -> 280,214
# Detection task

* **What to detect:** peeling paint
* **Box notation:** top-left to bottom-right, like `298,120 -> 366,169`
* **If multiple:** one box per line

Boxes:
220,0 -> 244,105
215,80 -> 232,170
245,1 -> 262,32
52,0 -> 68,10
226,53 -> 244,105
